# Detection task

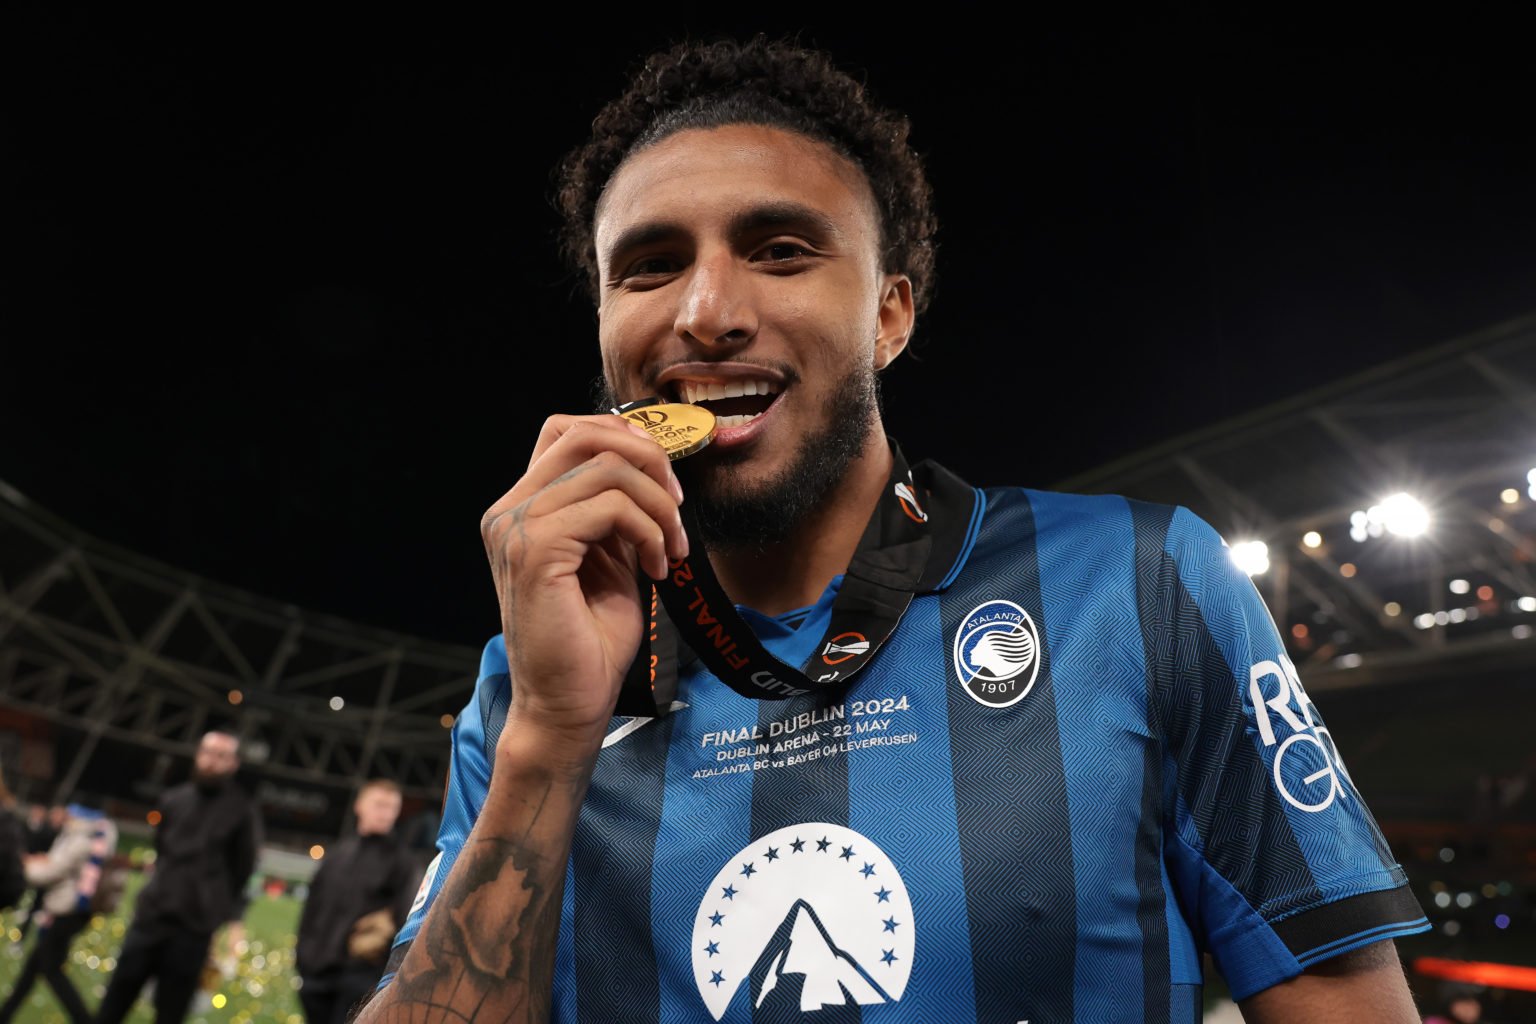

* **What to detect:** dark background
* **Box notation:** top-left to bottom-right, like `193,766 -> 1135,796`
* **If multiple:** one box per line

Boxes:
5,8 -> 1534,648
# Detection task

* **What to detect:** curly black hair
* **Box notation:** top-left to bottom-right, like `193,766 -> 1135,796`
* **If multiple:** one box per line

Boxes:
554,35 -> 938,317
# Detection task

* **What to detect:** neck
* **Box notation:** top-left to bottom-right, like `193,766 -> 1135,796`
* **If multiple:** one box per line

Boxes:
709,429 -> 893,616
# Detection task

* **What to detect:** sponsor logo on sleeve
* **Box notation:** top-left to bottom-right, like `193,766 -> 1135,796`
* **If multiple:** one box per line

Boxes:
1249,655 -> 1358,812
410,852 -> 442,916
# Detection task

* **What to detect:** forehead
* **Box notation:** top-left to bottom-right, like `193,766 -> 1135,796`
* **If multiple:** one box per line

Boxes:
594,124 -> 879,263
200,733 -> 237,753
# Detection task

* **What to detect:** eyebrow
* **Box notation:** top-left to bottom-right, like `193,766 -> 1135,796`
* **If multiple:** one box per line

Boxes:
601,201 -> 844,272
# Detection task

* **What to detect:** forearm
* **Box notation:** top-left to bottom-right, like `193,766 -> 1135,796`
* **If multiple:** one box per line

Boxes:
354,724 -> 597,1024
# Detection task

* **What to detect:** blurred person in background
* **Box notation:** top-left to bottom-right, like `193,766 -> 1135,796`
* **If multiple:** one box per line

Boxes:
95,729 -> 263,1024
24,802 -> 60,854
0,769 -> 26,914
295,778 -> 418,1024
0,801 -> 119,1024
12,800 -> 64,944
1423,982 -> 1490,1023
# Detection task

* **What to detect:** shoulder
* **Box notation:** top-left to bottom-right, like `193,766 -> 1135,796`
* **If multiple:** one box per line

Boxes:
971,485 -> 1194,555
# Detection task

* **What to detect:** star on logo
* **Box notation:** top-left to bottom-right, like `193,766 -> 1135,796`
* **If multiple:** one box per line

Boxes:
883,917 -> 900,933
709,911 -> 724,927
860,862 -> 876,878
840,845 -> 856,860
764,846 -> 779,862
721,884 -> 736,900
816,836 -> 831,852
710,970 -> 725,987
881,949 -> 898,966
875,887 -> 892,903
704,941 -> 720,957
790,837 -> 805,853
740,862 -> 756,878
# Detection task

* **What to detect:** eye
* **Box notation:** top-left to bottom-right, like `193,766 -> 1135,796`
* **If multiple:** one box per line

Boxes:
624,255 -> 680,278
756,242 -> 811,263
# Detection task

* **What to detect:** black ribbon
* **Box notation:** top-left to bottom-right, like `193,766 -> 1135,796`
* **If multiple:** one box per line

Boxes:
613,438 -> 975,718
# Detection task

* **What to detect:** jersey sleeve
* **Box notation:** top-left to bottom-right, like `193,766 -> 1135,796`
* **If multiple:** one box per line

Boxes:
1150,506 -> 1427,1000
376,634 -> 508,993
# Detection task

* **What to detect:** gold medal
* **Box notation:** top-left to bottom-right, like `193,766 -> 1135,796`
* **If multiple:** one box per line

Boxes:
617,402 -> 716,461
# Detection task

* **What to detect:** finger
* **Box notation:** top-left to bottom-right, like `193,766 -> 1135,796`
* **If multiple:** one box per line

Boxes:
546,490 -> 672,582
525,450 -> 688,562
523,416 -> 683,503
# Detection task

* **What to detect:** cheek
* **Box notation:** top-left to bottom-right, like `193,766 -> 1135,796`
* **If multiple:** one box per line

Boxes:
598,302 -> 662,383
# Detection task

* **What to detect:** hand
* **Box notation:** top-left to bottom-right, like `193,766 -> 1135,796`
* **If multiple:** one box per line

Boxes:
220,920 -> 247,958
480,413 -> 688,754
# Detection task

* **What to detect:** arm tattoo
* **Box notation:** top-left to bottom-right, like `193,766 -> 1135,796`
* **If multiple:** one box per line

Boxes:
360,780 -> 568,1023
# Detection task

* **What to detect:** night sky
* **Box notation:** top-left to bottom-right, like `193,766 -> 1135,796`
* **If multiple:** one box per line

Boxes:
5,10 -> 1534,649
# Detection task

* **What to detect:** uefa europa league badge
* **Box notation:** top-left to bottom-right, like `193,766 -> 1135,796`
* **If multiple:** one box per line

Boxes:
613,399 -> 717,461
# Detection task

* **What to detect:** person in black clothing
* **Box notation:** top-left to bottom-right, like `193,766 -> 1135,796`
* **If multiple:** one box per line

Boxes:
11,801 -> 63,945
23,803 -> 60,854
296,779 -> 418,1024
95,729 -> 263,1024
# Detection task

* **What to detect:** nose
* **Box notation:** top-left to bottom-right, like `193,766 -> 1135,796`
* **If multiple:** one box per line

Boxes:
674,249 -> 758,350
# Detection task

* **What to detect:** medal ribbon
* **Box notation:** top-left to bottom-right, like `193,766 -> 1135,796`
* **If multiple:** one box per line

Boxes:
614,441 -> 965,717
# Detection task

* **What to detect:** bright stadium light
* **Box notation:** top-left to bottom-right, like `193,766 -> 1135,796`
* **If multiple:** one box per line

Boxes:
1230,540 -> 1270,576
1518,596 -> 1536,612
1303,531 -> 1323,549
1377,492 -> 1430,537
1503,488 -> 1520,504
1449,579 -> 1470,594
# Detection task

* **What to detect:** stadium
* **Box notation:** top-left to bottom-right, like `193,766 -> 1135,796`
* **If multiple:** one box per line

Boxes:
3,314 -> 1534,1020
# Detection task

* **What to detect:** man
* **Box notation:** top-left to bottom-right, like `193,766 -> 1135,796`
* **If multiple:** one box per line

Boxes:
96,729 -> 263,1024
296,779 -> 419,1024
361,36 -> 1429,1023
0,803 -> 119,1024
23,803 -> 60,855
11,802 -> 63,944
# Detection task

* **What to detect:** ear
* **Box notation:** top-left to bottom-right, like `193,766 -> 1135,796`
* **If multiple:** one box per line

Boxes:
873,274 -> 915,371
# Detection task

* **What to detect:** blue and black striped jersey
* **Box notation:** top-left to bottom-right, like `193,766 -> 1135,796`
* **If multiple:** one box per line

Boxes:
383,476 -> 1427,1023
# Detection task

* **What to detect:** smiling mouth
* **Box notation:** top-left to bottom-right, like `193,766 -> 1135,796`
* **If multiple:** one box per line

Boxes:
671,379 -> 783,428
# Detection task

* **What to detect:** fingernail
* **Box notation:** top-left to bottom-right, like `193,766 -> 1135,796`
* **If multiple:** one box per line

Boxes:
669,470 -> 685,504
624,422 -> 653,442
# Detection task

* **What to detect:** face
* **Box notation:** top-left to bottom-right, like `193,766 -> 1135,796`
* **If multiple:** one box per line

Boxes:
594,125 -> 914,537
354,786 -> 403,836
193,731 -> 240,781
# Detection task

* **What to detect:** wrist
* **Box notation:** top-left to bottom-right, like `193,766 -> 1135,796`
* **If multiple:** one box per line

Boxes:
496,709 -> 607,782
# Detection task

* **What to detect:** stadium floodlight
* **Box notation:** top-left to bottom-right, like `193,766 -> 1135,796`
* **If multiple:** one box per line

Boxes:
1302,531 -> 1323,549
1230,540 -> 1270,576
1449,579 -> 1470,594
1503,488 -> 1520,504
1376,492 -> 1430,537
1518,596 -> 1536,612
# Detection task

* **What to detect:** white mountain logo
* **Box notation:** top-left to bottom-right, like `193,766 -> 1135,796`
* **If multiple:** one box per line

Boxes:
690,823 -> 915,1020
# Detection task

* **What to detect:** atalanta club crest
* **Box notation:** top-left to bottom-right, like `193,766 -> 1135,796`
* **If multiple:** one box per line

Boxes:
953,599 -> 1041,707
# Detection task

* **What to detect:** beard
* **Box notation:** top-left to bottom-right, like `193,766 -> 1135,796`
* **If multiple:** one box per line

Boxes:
596,364 -> 882,551
192,768 -> 230,793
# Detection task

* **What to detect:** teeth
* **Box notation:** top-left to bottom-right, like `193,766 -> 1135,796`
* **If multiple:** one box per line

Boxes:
715,413 -> 763,428
676,379 -> 782,404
